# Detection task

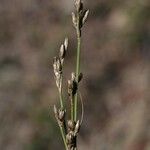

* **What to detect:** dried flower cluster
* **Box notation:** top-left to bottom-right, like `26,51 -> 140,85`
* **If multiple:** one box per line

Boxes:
52,0 -> 89,150
72,0 -> 89,36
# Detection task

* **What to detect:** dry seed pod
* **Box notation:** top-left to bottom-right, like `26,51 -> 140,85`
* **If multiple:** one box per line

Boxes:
82,9 -> 89,25
58,109 -> 65,122
59,44 -> 65,59
68,120 -> 75,131
74,120 -> 80,134
66,132 -> 72,144
59,38 -> 68,63
66,131 -> 75,145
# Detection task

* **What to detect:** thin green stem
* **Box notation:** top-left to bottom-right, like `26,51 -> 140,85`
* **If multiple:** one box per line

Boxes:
71,96 -> 74,121
59,126 -> 68,150
74,14 -> 81,121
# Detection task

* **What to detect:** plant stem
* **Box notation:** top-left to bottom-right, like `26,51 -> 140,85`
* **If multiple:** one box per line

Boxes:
71,96 -> 74,121
59,125 -> 68,150
74,14 -> 81,121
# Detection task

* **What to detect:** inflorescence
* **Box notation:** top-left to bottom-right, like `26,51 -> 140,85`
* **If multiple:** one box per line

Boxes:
52,0 -> 89,149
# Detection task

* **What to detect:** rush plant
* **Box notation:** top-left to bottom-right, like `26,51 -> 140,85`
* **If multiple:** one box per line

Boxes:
52,0 -> 89,149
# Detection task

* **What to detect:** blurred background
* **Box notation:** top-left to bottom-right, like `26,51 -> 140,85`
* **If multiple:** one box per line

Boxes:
0,0 -> 150,150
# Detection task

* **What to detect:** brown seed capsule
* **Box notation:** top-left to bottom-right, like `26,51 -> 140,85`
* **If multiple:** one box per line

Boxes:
58,109 -> 65,122
74,120 -> 80,134
68,120 -> 75,131
66,131 -> 74,144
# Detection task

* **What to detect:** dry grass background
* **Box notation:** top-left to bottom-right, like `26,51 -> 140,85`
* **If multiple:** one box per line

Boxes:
0,0 -> 150,150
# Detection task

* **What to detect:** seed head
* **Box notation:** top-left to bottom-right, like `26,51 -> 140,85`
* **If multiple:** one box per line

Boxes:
74,0 -> 83,12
